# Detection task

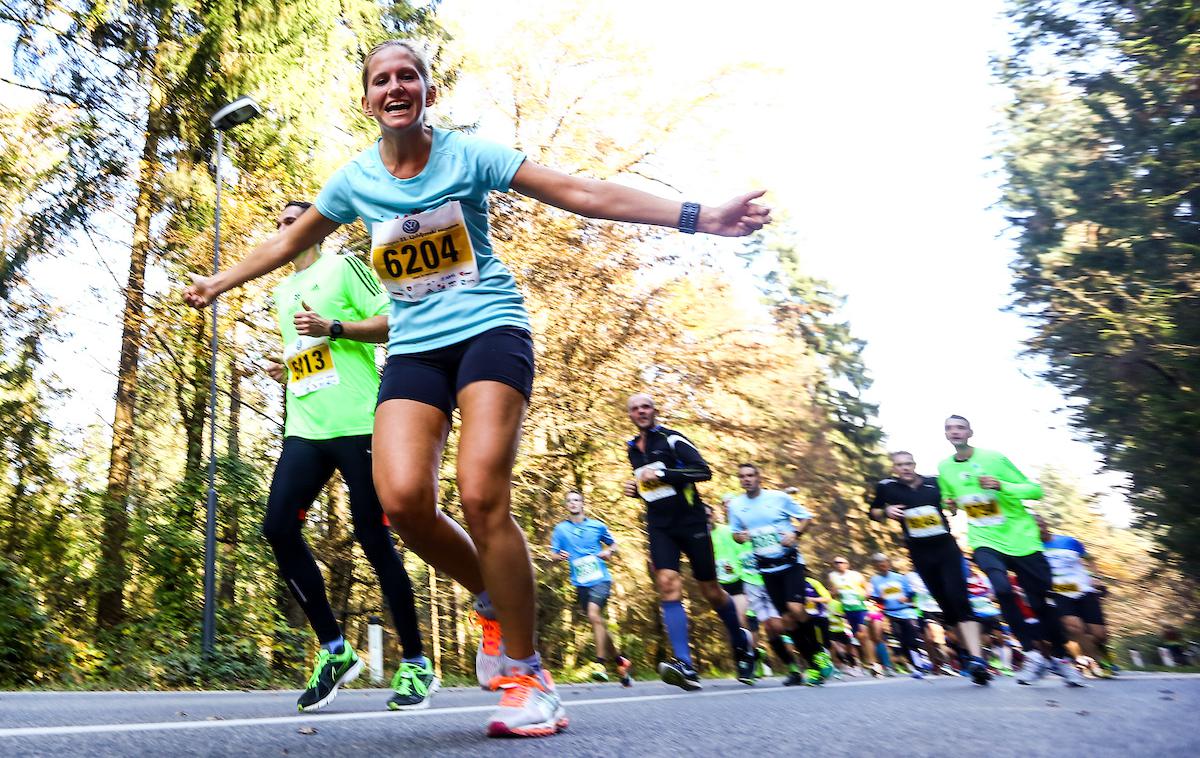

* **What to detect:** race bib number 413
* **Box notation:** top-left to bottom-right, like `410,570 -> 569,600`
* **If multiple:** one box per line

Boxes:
371,201 -> 478,302
285,335 -> 338,397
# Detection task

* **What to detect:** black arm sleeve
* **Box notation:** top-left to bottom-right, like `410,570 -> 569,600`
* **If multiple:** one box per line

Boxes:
869,482 -> 886,521
659,433 -> 712,486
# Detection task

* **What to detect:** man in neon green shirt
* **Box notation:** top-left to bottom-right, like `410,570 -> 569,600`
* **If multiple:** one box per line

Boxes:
938,415 -> 1084,687
710,499 -> 750,624
261,201 -> 435,712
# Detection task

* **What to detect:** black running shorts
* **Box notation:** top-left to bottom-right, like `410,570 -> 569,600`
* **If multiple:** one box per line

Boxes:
762,562 -> 808,614
648,521 -> 718,582
1051,592 -> 1106,626
378,326 -> 534,418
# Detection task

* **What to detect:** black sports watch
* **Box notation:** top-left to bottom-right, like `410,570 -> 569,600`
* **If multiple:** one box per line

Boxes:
329,320 -> 344,340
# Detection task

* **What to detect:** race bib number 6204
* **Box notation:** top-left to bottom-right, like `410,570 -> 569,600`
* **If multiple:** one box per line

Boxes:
371,201 -> 479,302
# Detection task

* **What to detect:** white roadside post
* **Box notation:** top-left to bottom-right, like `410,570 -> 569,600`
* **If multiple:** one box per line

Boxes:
368,615 -> 385,683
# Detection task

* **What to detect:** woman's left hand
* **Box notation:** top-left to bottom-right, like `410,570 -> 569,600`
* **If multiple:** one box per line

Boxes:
700,190 -> 772,236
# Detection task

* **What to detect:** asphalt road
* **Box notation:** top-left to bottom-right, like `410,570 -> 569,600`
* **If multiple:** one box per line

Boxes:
1,671 -> 1196,757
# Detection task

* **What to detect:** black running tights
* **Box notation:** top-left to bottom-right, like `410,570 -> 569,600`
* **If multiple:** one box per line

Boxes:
262,435 -> 422,658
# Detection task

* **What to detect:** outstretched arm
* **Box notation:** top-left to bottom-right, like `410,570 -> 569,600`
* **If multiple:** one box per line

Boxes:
183,207 -> 341,307
509,160 -> 771,237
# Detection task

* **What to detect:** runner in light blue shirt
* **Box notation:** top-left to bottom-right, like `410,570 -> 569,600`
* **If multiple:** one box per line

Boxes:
727,463 -> 833,684
549,492 -> 630,685
869,554 -> 928,677
727,489 -> 813,571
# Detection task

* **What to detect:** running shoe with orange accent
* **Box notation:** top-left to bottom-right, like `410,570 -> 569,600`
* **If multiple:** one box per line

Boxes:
616,655 -> 633,687
474,610 -> 505,690
485,669 -> 568,738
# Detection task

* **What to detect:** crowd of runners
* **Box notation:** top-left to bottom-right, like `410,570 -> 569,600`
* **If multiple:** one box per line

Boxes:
181,39 -> 1118,739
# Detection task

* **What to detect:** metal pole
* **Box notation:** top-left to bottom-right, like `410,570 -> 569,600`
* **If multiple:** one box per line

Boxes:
202,129 -> 222,659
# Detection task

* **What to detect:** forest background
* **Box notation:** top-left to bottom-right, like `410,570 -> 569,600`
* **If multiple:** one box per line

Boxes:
0,0 -> 1195,687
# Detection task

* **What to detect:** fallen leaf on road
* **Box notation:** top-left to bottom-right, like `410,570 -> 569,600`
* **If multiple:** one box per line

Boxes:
298,726 -> 318,735
1159,689 -> 1174,694
175,711 -> 187,717
1160,695 -> 1175,701
1045,700 -> 1059,708
1076,710 -> 1090,716
205,716 -> 225,721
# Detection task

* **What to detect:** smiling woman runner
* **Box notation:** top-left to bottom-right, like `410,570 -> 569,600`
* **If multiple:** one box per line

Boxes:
184,39 -> 770,738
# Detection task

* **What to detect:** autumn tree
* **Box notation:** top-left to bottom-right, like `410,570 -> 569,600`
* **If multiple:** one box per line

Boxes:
999,0 -> 1200,578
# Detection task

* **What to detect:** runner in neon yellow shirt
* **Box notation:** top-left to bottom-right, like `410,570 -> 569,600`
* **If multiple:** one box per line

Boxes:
709,500 -> 763,680
827,557 -> 878,673
938,415 -> 1084,688
261,201 -> 436,713
710,499 -> 751,621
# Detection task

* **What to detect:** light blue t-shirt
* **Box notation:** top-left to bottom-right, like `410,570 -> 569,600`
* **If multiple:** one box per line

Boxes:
550,518 -> 615,587
727,490 -> 813,572
315,127 -> 531,354
870,571 -> 918,619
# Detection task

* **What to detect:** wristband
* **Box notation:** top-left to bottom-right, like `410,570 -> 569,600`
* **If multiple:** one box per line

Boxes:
678,201 -> 700,234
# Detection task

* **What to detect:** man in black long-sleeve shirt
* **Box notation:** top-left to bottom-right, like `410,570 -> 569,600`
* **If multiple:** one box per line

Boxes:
623,393 -> 753,690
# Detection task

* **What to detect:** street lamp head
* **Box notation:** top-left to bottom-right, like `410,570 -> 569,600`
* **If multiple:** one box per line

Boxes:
210,96 -> 263,131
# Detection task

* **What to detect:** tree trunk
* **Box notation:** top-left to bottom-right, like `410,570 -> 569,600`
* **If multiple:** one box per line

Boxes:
177,310 -> 209,514
3,334 -> 38,554
96,61 -> 164,633
227,352 -> 241,458
218,353 -> 241,605
452,580 -> 466,673
429,567 -> 442,674
323,481 -> 356,630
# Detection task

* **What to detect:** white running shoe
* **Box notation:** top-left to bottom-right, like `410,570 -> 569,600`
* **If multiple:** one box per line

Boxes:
474,609 -> 506,690
485,668 -> 568,738
1050,657 -> 1089,688
1016,649 -> 1048,685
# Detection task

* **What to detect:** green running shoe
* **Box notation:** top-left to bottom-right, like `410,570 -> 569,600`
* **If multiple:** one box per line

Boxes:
298,645 -> 362,712
388,658 -> 440,711
804,668 -> 821,686
813,651 -> 836,682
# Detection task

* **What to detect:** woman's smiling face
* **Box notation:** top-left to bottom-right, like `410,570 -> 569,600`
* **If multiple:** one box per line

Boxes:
362,45 -> 435,132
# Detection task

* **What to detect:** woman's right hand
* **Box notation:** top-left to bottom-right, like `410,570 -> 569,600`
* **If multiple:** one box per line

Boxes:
184,273 -> 220,308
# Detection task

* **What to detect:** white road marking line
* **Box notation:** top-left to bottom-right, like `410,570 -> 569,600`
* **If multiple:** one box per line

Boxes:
4,672 -> 1193,739
0,678 -> 903,738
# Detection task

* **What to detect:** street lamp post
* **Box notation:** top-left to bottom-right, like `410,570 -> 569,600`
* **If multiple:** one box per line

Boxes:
203,96 -> 263,659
